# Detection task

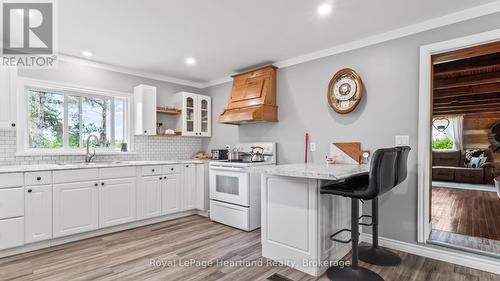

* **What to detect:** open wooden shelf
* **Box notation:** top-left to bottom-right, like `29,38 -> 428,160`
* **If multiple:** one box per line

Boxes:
156,108 -> 181,115
156,131 -> 182,136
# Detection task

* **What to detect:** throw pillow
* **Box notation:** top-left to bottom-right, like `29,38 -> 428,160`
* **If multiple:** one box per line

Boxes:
467,154 -> 487,168
464,149 -> 484,167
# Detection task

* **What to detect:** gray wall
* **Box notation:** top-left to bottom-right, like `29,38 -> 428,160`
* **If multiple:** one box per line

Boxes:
203,12 -> 500,243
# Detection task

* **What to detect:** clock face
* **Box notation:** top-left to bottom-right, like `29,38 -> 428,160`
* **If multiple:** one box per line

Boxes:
327,69 -> 363,114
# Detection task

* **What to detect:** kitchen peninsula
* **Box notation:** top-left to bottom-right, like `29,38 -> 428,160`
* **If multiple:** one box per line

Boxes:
253,163 -> 369,276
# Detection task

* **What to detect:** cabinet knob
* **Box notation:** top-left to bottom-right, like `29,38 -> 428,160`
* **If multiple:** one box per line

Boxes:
171,168 -> 174,171
144,130 -> 147,134
186,165 -> 189,168
27,189 -> 32,193
101,182 -> 105,186
159,177 -> 162,180
11,123 -> 15,127
94,183 -> 98,187
36,177 -> 41,181
152,169 -> 155,172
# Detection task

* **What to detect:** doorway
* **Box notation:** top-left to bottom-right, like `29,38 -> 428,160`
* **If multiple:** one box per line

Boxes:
423,39 -> 500,256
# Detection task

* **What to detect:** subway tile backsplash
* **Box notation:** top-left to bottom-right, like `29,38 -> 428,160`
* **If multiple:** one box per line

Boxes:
0,129 -> 204,166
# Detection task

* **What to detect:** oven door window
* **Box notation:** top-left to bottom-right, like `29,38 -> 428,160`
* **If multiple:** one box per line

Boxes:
216,175 -> 239,195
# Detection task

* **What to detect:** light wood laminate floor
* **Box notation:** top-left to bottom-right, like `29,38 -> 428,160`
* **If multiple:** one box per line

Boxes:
1,215 -> 499,281
432,186 -> 500,240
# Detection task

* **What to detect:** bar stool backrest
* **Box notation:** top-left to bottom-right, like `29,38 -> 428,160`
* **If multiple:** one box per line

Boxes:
366,147 -> 398,199
395,146 -> 411,186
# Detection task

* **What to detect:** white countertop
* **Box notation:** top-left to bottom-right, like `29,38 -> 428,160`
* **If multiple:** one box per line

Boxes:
251,163 -> 369,181
0,159 -> 209,174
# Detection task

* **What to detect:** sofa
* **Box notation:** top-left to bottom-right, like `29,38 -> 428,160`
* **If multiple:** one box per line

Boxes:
432,149 -> 496,184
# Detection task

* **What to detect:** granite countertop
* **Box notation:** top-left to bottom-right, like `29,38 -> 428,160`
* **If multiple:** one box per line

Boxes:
250,163 -> 369,181
0,159 -> 209,174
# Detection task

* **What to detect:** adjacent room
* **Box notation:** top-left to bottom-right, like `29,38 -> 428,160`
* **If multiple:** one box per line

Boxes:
0,1 -> 500,281
429,44 -> 500,256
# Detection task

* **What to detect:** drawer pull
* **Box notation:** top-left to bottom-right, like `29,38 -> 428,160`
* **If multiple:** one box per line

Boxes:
36,177 -> 41,181
27,189 -> 32,193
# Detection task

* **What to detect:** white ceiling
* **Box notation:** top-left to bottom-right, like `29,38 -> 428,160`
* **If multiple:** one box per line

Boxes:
59,0 -> 499,84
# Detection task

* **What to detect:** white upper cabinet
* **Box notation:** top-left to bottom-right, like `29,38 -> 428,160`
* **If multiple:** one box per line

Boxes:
134,84 -> 157,135
0,68 -> 17,129
179,92 -> 211,137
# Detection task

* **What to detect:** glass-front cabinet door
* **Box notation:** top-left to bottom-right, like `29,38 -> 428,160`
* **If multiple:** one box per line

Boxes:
182,93 -> 198,136
198,96 -> 211,137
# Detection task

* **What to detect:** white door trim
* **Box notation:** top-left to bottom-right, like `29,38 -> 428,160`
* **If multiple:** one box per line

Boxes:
417,28 -> 500,243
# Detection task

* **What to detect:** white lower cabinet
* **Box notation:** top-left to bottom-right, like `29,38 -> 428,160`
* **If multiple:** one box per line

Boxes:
139,176 -> 162,219
184,164 -> 197,210
162,174 -> 182,215
0,217 -> 24,250
99,178 -> 137,228
25,185 -> 52,243
53,181 -> 99,238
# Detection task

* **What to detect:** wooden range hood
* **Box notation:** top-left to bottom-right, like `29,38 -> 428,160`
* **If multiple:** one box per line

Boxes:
219,65 -> 278,125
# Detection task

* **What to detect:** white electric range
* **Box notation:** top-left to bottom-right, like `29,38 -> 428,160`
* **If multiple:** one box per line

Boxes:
209,142 -> 276,231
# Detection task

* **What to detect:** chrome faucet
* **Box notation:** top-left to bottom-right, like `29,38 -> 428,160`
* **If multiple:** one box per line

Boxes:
85,135 -> 100,163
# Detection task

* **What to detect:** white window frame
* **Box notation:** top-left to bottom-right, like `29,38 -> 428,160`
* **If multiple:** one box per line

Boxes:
16,77 -> 134,156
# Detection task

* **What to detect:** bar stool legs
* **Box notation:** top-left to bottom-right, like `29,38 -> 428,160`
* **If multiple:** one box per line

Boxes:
358,198 -> 402,266
325,199 -> 384,281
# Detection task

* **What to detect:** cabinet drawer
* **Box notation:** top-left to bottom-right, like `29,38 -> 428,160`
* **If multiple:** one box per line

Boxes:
25,171 -> 52,186
0,188 -> 24,219
100,166 -> 136,179
0,217 -> 24,250
53,169 -> 99,184
163,165 -> 182,174
210,200 -> 249,230
0,173 -> 23,189
141,166 -> 162,176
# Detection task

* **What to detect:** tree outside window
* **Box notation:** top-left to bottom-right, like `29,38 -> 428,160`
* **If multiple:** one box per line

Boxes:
27,87 -> 128,151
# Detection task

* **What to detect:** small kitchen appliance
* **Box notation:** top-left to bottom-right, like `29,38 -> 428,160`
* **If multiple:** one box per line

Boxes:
210,149 -> 228,160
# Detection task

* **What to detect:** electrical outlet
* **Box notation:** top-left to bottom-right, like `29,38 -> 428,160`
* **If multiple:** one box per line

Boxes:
310,142 -> 316,152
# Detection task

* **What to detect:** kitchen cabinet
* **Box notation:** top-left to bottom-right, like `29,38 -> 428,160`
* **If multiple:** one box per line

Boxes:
179,92 -> 211,137
99,178 -> 137,228
138,176 -> 162,219
162,174 -> 182,215
0,67 -> 17,129
0,217 -> 24,250
134,84 -> 157,135
195,163 -> 209,211
25,185 -> 52,243
184,164 -> 197,210
53,181 -> 99,238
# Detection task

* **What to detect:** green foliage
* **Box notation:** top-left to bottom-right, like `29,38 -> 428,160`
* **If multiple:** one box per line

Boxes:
432,136 -> 454,150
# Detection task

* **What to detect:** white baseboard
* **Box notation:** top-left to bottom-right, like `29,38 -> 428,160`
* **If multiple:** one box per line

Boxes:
360,233 -> 500,275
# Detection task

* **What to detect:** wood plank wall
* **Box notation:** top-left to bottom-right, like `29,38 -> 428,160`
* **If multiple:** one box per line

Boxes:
463,111 -> 500,173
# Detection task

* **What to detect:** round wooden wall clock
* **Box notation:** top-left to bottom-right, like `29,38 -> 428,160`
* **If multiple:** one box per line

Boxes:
327,68 -> 363,114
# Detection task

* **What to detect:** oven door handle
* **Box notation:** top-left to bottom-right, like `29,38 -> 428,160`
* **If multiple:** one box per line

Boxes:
210,166 -> 245,172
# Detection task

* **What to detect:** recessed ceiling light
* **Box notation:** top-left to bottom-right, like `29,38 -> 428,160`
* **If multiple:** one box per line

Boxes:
81,50 -> 93,57
185,57 -> 196,65
317,3 -> 332,16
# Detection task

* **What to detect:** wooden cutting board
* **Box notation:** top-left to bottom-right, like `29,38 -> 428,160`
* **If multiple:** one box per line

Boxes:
330,142 -> 362,164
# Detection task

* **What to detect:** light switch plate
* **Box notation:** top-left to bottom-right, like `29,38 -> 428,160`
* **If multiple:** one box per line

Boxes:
395,135 -> 410,146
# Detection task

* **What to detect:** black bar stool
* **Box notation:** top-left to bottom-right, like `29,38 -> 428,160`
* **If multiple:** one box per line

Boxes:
320,148 -> 398,281
358,146 -> 411,267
